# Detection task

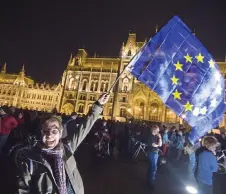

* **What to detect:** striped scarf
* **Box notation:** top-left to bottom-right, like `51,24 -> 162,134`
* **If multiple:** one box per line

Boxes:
41,145 -> 67,194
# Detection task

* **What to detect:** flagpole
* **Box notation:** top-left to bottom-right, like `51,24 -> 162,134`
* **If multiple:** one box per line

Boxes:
107,44 -> 145,94
107,66 -> 128,93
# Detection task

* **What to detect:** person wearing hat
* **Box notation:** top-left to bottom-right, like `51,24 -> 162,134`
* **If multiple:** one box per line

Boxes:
15,93 -> 110,194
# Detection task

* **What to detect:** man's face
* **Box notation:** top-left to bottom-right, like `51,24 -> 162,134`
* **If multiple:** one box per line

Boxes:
41,120 -> 61,149
10,107 -> 15,113
152,127 -> 159,135
18,113 -> 23,119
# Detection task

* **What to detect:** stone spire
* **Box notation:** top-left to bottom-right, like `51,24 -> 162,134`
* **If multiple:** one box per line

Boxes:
1,62 -> 6,74
21,64 -> 25,73
67,53 -> 75,67
20,64 -> 25,77
192,29 -> 196,35
14,64 -> 26,86
155,24 -> 158,33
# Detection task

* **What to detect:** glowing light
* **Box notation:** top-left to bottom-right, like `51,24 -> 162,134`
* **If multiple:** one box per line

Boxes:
185,186 -> 198,194
127,108 -> 131,112
181,114 -> 186,119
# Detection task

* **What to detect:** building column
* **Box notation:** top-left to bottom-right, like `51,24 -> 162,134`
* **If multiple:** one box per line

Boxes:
162,106 -> 166,122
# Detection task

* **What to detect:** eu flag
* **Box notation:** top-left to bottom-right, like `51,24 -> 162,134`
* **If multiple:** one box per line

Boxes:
127,16 -> 225,145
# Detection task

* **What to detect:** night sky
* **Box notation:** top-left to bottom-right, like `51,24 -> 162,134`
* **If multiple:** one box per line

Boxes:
0,0 -> 225,84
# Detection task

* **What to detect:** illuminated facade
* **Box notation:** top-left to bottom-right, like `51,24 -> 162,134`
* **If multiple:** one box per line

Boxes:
0,64 -> 61,112
1,33 -> 226,125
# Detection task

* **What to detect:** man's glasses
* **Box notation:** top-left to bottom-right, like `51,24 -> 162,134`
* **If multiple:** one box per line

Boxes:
41,129 -> 60,136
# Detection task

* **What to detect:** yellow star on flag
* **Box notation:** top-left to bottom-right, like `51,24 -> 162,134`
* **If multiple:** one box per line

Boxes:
174,61 -> 183,71
184,54 -> 193,63
195,53 -> 204,63
184,101 -> 193,112
171,75 -> 179,85
172,89 -> 182,100
208,59 -> 215,68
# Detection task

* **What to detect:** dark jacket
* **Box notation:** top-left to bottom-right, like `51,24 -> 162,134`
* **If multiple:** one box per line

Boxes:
15,103 -> 102,194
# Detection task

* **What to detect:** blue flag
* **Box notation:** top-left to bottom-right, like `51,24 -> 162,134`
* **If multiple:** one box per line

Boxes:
127,16 -> 225,145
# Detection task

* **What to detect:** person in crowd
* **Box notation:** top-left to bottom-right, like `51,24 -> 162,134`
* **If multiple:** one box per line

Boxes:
16,111 -> 24,125
184,138 -> 201,185
9,106 -> 16,116
196,136 -> 219,194
175,130 -> 185,161
147,125 -> 162,189
0,107 -> 18,155
162,128 -> 169,156
168,126 -> 177,157
15,93 -> 109,194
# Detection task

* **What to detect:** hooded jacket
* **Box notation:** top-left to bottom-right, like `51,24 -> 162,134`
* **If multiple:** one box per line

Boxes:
15,103 -> 102,194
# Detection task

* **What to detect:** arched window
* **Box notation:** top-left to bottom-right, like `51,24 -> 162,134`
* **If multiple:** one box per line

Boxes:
122,78 -> 129,92
90,81 -> 95,91
78,104 -> 84,113
100,82 -> 105,92
87,104 -> 92,112
149,102 -> 159,121
82,80 -> 87,91
128,50 -> 132,56
68,78 -> 75,89
120,107 -> 126,117
94,81 -> 98,91
105,82 -> 109,92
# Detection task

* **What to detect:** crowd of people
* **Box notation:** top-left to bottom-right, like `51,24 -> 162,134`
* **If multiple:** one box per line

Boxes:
0,93 -> 225,194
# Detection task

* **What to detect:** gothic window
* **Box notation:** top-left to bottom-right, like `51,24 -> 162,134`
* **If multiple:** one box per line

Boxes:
68,78 -> 75,90
120,107 -> 126,117
32,94 -> 36,99
122,96 -> 126,102
49,96 -> 53,101
43,95 -> 47,101
128,50 -> 132,56
90,81 -> 95,91
80,95 -> 84,100
78,104 -> 84,113
105,82 -> 109,92
82,80 -> 87,91
122,78 -> 129,92
100,82 -> 105,92
94,81 -> 98,91
149,102 -> 159,121
88,104 -> 92,112
69,94 -> 73,99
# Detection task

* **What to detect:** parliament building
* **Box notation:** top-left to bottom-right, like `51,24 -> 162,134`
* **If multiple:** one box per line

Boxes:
0,33 -> 226,126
